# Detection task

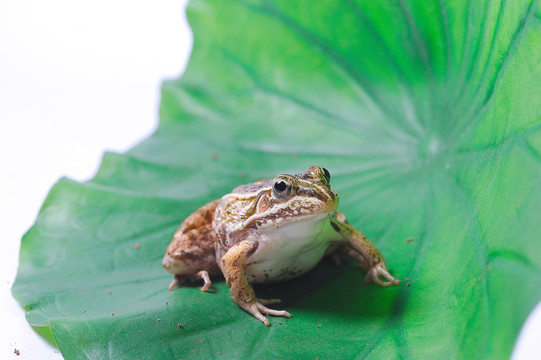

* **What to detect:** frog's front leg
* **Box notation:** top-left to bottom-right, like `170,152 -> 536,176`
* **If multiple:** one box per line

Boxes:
220,240 -> 292,326
331,212 -> 400,287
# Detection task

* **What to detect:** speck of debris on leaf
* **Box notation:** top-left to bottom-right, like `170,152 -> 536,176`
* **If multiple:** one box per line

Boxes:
134,243 -> 140,250
178,322 -> 184,328
157,318 -> 160,322
407,283 -> 411,287
406,237 -> 413,243
108,291 -> 112,294
112,312 -> 115,316
14,348 -> 20,356
278,321 -> 282,325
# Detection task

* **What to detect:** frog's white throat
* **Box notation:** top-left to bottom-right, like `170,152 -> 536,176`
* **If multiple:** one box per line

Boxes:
244,212 -> 338,283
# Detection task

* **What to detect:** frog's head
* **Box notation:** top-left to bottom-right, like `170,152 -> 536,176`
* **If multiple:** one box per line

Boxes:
245,166 -> 339,229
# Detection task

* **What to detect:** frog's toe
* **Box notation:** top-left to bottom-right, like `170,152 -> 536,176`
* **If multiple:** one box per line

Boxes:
252,311 -> 271,327
168,275 -> 186,291
195,270 -> 212,292
168,277 -> 179,291
255,302 -> 292,319
366,263 -> 401,287
242,301 -> 291,326
257,298 -> 282,305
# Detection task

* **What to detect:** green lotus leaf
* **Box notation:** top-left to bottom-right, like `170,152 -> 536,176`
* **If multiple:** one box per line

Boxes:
13,0 -> 541,358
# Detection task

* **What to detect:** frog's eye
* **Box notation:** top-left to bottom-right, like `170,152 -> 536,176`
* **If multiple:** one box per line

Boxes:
274,181 -> 287,193
272,178 -> 292,198
321,167 -> 331,184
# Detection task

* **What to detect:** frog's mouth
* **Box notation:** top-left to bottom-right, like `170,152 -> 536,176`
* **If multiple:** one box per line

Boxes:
243,204 -> 337,230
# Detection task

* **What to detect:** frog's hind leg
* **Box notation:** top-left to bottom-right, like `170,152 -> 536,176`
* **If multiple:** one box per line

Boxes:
163,200 -> 221,291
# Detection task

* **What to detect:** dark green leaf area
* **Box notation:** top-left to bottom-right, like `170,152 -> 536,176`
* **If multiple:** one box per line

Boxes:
13,0 -> 541,359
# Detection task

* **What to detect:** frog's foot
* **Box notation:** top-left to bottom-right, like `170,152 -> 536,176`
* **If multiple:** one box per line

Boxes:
168,275 -> 186,291
239,299 -> 292,327
365,263 -> 401,287
168,271 -> 212,291
195,270 -> 212,292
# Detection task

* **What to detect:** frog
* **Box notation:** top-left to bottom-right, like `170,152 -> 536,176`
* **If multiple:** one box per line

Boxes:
162,166 -> 400,326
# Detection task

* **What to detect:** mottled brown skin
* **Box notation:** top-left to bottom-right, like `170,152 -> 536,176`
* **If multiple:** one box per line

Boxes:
163,166 -> 400,326
164,200 -> 220,291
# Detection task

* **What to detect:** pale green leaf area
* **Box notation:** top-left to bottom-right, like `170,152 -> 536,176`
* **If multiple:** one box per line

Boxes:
13,0 -> 541,359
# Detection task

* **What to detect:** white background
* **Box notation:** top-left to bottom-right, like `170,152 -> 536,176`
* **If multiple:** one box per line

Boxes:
0,0 -> 539,359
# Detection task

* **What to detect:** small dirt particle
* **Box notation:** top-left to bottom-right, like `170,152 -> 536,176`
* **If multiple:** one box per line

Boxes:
406,237 -> 413,243
157,318 -> 160,322
134,243 -> 140,250
112,312 -> 115,316
178,322 -> 184,328
407,283 -> 411,287
108,291 -> 112,294
278,321 -> 282,325
14,348 -> 20,356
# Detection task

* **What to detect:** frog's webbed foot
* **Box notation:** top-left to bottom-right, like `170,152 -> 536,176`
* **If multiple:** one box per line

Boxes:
239,298 -> 292,327
196,270 -> 212,292
167,270 -> 213,291
365,263 -> 401,287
